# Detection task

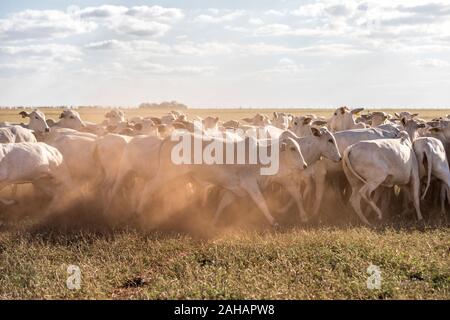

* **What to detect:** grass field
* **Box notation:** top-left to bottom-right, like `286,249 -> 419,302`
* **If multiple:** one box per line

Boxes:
0,107 -> 449,299
0,226 -> 448,299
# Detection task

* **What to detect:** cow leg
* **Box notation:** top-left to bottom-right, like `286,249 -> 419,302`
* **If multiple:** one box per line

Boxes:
343,162 -> 370,225
359,181 -> 384,220
311,170 -> 326,217
440,185 -> 446,215
212,190 -> 235,225
348,183 -> 370,225
411,173 -> 424,222
365,188 -> 382,216
241,179 -> 276,226
201,183 -> 216,207
282,181 -> 308,223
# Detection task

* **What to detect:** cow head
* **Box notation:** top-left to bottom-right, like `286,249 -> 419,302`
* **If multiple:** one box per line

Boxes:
311,127 -> 342,162
105,109 -> 125,125
273,112 -> 291,129
279,137 -> 308,174
328,106 -> 364,132
58,109 -> 86,130
290,116 -> 309,136
202,116 -> 219,130
370,111 -> 389,127
19,109 -> 50,133
401,119 -> 426,141
290,116 -> 328,137
394,112 -> 418,121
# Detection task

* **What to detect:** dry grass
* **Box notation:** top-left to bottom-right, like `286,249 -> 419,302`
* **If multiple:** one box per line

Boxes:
0,226 -> 448,299
0,107 -> 449,299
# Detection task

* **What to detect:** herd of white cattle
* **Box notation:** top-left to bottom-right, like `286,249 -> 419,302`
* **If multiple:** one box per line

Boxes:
1,106 -> 450,228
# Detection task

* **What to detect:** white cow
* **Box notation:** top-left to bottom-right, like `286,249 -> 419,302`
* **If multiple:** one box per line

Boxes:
290,116 -> 327,137
18,110 -> 51,134
201,116 -> 219,130
328,106 -> 365,132
0,142 -> 73,213
106,133 -> 307,227
213,127 -> 342,224
414,137 -> 450,213
39,128 -> 100,191
0,125 -> 37,143
272,112 -> 292,130
241,114 -> 271,127
95,133 -> 132,202
342,132 -> 423,224
306,127 -> 400,216
369,112 -> 389,127
49,110 -> 86,131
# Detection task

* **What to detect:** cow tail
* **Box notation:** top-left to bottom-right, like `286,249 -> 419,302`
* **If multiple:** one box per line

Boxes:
421,148 -> 432,200
343,147 -> 366,184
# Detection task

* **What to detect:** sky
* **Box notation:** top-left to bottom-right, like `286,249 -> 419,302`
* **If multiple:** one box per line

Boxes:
1,0 -> 450,108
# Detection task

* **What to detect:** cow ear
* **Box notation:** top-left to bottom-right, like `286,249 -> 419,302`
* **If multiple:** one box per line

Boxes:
273,112 -> 278,119
19,111 -> 30,118
394,112 -> 400,118
412,113 -> 419,118
59,112 -> 65,119
340,107 -> 346,114
303,117 -> 312,125
351,107 -> 364,115
311,127 -> 321,137
401,117 -> 407,126
417,123 -> 426,128
312,120 -> 327,126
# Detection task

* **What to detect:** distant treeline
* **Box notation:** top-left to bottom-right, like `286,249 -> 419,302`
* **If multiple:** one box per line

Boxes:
0,101 -> 189,110
138,101 -> 188,109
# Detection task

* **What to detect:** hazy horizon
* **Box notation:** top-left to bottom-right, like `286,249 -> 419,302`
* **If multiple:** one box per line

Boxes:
1,0 -> 450,108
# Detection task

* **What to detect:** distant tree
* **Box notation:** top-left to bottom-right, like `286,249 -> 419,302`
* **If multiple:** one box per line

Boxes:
139,101 -> 188,109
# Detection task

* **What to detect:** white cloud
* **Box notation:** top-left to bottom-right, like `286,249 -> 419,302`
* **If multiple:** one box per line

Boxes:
264,9 -> 286,16
77,5 -> 128,18
0,5 -> 184,41
126,5 -> 184,22
262,58 -> 304,75
412,58 -> 450,68
249,18 -> 264,25
194,10 -> 246,23
0,9 -> 96,40
84,39 -> 126,50
111,17 -> 170,37
137,62 -> 217,75
84,39 -> 171,55
0,43 -> 82,77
